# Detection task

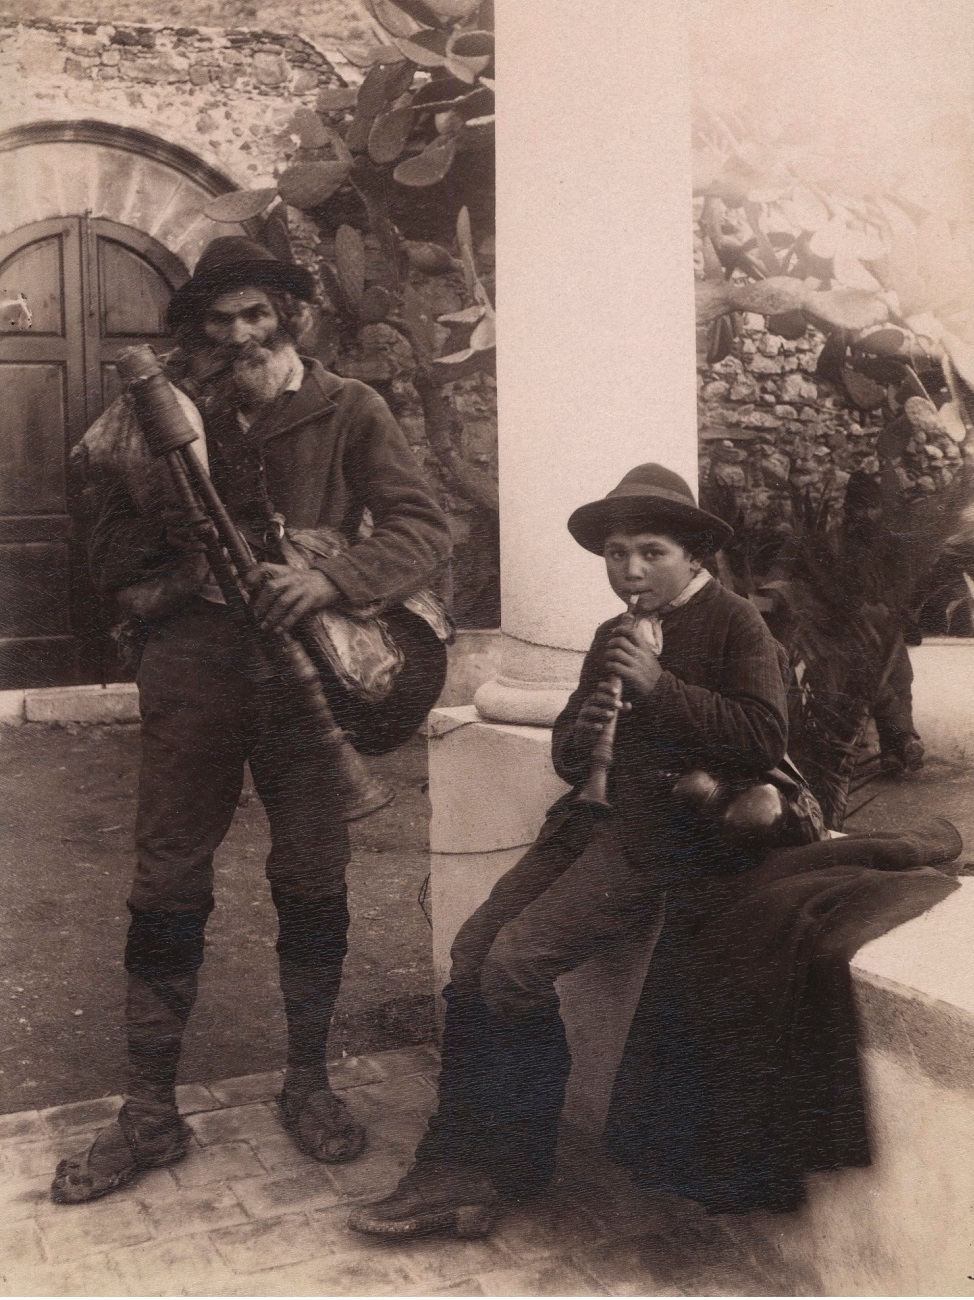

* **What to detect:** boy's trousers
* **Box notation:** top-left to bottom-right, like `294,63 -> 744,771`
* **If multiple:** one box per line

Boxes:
415,809 -> 663,1198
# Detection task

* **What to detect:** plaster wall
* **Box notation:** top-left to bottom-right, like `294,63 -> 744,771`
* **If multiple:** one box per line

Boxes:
909,640 -> 974,763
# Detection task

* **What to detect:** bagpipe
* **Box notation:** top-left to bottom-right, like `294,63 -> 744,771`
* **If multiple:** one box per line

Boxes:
115,344 -> 448,817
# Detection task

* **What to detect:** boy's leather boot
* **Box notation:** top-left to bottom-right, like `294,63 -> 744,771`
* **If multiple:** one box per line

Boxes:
348,1159 -> 499,1238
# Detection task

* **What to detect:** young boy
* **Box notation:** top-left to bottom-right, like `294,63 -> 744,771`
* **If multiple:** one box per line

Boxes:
350,463 -> 790,1239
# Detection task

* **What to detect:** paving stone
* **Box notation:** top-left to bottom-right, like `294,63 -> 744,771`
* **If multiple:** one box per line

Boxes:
175,1082 -> 222,1114
318,1139 -> 411,1201
573,1227 -> 770,1297
354,1105 -> 430,1156
35,1197 -> 153,1258
209,1212 -> 321,1273
108,1231 -> 234,1296
234,1249 -> 419,1297
342,1074 -> 438,1119
325,1053 -> 385,1091
249,1130 -> 311,1176
207,1071 -> 285,1107
40,1094 -> 123,1137
0,1251 -> 118,1297
0,1109 -> 46,1143
261,1213 -> 424,1295
135,1181 -> 251,1239
186,1100 -> 281,1146
169,1140 -> 266,1187
3,1137 -> 82,1180
491,1193 -> 609,1262
445,1260 -> 608,1296
229,1166 -> 343,1218
379,1228 -> 515,1289
0,1169 -> 57,1223
368,1044 -> 440,1080
415,1280 -> 486,1297
0,1219 -> 47,1272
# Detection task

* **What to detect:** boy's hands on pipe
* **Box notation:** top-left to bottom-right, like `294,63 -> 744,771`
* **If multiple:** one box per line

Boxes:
244,563 -> 341,633
574,683 -> 631,751
604,627 -> 662,696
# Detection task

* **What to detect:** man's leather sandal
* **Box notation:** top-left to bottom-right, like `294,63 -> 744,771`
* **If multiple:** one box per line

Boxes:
50,1105 -> 191,1205
277,1087 -> 366,1164
347,1160 -> 499,1238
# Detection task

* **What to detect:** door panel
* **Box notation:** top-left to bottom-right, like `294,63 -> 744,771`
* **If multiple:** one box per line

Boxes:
0,215 -> 186,687
0,235 -> 65,336
0,542 -> 71,637
99,240 -> 172,336
0,363 -> 68,514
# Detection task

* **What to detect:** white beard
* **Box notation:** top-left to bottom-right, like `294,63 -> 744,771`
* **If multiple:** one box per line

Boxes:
229,340 -> 301,409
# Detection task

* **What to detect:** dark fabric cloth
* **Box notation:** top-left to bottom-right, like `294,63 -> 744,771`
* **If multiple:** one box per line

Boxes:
132,599 -> 350,912
549,580 -> 789,885
85,359 -> 451,608
604,817 -> 962,1214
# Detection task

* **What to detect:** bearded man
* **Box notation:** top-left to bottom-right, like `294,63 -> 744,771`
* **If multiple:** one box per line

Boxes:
52,237 -> 451,1204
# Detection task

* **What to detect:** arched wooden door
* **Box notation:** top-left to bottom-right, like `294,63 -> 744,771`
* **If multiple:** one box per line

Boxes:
0,217 -> 187,688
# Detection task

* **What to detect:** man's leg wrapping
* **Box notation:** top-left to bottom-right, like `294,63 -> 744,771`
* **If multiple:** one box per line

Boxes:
123,904 -> 211,1119
273,887 -> 350,1097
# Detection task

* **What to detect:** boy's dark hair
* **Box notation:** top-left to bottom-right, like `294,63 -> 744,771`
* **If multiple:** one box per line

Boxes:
670,531 -> 717,563
604,523 -> 716,563
174,287 -> 311,351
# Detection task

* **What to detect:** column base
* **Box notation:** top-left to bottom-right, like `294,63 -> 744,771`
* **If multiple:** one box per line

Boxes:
472,633 -> 583,726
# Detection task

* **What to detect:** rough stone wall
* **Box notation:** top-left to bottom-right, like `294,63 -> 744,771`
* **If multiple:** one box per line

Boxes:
0,16 -> 342,189
696,315 -> 964,540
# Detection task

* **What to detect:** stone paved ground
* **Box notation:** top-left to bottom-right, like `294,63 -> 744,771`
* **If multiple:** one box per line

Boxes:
0,1045 -> 787,1298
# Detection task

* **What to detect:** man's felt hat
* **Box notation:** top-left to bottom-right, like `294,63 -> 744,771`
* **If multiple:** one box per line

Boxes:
166,236 -> 315,332
567,463 -> 734,555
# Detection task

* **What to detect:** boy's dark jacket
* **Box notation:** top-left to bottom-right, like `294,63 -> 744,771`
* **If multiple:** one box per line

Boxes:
548,578 -> 789,883
74,359 -> 451,609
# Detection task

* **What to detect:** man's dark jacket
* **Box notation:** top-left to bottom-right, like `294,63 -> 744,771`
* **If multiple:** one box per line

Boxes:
78,359 -> 451,608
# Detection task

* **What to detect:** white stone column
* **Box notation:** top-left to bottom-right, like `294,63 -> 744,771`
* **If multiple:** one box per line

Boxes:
429,0 -> 699,1134
474,0 -> 699,725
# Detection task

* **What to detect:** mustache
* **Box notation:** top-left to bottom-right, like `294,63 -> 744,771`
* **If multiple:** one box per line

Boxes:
196,328 -> 292,378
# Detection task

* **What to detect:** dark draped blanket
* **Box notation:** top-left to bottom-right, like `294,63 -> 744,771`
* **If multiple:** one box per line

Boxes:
603,818 -> 963,1214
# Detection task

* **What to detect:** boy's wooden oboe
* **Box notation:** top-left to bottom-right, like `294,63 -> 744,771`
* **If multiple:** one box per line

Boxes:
116,343 -> 393,822
574,595 -> 639,811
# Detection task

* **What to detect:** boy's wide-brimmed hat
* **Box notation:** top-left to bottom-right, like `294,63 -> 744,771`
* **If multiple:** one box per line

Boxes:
567,463 -> 734,555
166,236 -> 315,332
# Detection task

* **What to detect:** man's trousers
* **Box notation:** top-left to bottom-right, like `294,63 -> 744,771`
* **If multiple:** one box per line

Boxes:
415,809 -> 663,1199
122,600 -> 352,1115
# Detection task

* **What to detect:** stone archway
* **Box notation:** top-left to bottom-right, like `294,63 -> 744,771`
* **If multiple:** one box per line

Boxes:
0,119 -> 254,271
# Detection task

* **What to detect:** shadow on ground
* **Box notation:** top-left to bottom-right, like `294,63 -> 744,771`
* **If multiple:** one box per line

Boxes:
0,725 -> 434,1113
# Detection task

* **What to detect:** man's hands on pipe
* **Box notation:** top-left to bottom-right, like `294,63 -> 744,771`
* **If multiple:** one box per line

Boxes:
244,563 -> 341,633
